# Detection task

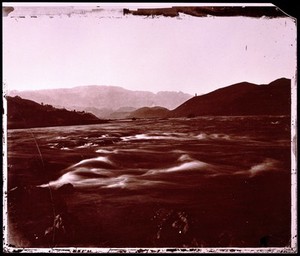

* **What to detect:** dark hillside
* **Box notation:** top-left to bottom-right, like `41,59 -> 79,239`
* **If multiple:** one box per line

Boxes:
169,78 -> 291,117
6,96 -> 106,129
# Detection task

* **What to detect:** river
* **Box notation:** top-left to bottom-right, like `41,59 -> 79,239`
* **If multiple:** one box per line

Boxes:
6,116 -> 291,248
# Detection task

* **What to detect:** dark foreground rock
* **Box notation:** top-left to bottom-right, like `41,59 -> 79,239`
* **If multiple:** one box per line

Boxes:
7,185 -> 76,247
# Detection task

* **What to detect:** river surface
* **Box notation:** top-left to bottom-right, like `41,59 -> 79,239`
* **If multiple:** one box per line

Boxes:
6,116 -> 291,248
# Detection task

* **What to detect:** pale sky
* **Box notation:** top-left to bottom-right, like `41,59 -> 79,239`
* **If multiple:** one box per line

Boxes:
3,5 -> 297,95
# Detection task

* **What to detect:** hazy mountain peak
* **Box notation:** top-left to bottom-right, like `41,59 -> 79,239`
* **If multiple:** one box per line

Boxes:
7,85 -> 192,118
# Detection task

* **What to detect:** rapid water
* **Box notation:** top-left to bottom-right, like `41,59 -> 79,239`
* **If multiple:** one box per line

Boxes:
7,116 -> 291,248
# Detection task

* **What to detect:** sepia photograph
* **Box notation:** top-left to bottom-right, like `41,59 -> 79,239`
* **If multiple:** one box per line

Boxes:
2,2 -> 297,253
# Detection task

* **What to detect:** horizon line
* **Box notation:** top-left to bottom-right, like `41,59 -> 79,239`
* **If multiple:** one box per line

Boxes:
5,76 -> 291,96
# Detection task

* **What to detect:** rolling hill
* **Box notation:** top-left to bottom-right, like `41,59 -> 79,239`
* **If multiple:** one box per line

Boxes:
6,96 -> 106,129
128,106 -> 170,119
169,78 -> 291,117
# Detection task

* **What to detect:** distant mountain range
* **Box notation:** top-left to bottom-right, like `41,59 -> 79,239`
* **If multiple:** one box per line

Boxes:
6,78 -> 291,128
169,78 -> 291,118
6,96 -> 106,129
8,86 -> 192,119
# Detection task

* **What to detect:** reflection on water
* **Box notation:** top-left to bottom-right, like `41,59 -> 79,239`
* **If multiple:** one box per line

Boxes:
7,116 -> 291,248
